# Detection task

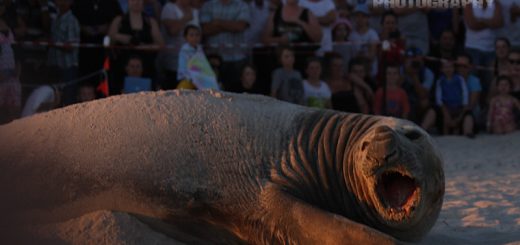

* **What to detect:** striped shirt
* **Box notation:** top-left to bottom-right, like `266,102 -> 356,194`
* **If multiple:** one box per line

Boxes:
200,0 -> 251,62
48,10 -> 80,69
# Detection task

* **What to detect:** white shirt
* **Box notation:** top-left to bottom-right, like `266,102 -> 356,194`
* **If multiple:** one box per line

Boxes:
299,0 -> 336,55
303,80 -> 332,108
499,0 -> 520,46
465,2 -> 498,51
244,1 -> 271,46
349,28 -> 379,56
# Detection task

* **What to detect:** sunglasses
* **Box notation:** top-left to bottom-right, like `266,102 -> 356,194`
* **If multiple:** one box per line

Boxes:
509,59 -> 520,65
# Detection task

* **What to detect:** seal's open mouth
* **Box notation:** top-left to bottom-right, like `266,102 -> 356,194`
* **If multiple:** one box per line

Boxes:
377,171 -> 419,214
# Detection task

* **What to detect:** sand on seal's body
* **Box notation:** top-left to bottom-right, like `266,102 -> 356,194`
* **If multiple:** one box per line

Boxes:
1,90 -> 445,244
29,133 -> 520,245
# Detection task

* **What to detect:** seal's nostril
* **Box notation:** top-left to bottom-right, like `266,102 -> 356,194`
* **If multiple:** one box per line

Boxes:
362,141 -> 370,151
385,149 -> 398,162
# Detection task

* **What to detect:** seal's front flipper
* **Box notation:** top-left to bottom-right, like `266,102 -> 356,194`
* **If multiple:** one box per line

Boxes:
257,184 -> 402,245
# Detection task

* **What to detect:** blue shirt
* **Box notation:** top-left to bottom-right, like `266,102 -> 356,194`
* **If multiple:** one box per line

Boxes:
177,43 -> 202,81
436,74 -> 468,107
466,74 -> 482,93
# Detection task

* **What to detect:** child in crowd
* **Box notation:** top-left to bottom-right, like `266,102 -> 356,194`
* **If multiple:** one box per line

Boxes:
373,65 -> 410,119
302,58 -> 331,109
435,60 -> 474,136
77,83 -> 97,103
237,64 -> 259,94
270,46 -> 304,105
177,24 -> 205,89
487,76 -> 520,134
122,55 -> 152,93
331,18 -> 354,71
349,4 -> 379,77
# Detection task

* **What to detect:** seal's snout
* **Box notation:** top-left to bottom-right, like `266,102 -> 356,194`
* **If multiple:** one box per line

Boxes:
362,125 -> 399,164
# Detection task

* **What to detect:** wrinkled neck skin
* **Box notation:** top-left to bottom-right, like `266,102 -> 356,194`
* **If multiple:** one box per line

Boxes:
272,111 -> 444,242
272,111 -> 378,219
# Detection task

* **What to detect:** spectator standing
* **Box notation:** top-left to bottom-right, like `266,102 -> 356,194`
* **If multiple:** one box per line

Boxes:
47,0 -> 80,106
378,11 -> 405,81
302,58 -> 332,109
331,18 -> 354,72
0,15 -> 21,123
15,0 -> 50,41
298,0 -> 336,56
72,0 -> 121,88
158,0 -> 199,90
499,0 -> 520,49
118,0 -> 162,18
200,0 -> 251,92
262,0 -> 322,73
1,0 -> 26,40
270,46 -> 304,105
394,7 -> 430,55
487,76 -> 520,134
349,4 -> 379,77
15,0 -> 50,86
463,0 -> 503,90
427,8 -> 459,47
373,64 -> 410,119
244,0 -> 272,95
108,0 -> 164,95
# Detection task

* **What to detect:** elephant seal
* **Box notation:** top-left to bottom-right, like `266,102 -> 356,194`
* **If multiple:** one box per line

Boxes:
0,90 -> 444,244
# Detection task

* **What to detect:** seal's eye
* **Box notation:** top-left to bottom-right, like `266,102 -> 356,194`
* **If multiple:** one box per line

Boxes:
404,130 -> 422,141
377,172 -> 418,211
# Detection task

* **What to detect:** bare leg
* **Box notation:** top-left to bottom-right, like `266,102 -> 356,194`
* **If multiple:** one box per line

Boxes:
462,114 -> 474,137
420,108 -> 436,132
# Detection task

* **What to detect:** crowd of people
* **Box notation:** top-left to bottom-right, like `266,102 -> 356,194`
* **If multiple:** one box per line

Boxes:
1,0 -> 520,137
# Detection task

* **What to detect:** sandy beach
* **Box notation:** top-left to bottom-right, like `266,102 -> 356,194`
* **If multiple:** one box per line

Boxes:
422,132 -> 520,245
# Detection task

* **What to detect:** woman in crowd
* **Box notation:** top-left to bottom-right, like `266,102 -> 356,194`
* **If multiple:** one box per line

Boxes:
262,0 -> 322,72
492,37 -> 511,77
326,54 -> 369,114
108,0 -> 164,95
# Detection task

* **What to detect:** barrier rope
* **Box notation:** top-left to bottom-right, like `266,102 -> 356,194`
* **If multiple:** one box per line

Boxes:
21,69 -> 106,89
12,39 -> 496,72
